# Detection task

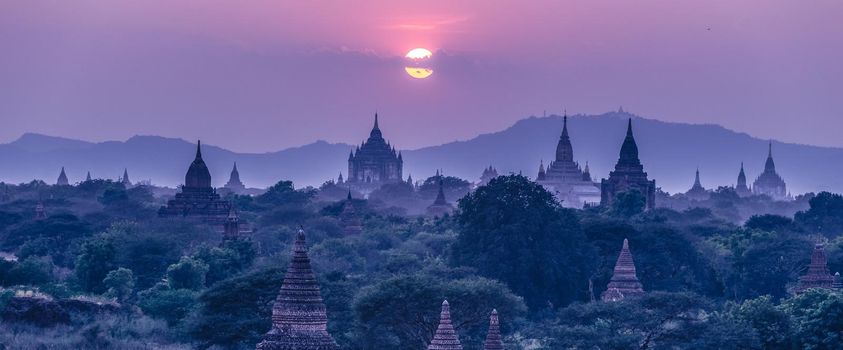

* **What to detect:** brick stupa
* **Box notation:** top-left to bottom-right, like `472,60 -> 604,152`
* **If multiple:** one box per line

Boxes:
482,309 -> 503,350
796,243 -> 837,293
340,191 -> 362,235
256,229 -> 339,350
601,238 -> 645,301
428,300 -> 463,350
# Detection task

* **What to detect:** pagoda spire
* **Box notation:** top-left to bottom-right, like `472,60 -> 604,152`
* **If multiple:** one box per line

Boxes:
482,309 -> 504,350
694,168 -> 701,187
121,168 -> 132,186
434,179 -> 448,205
196,140 -> 203,160
796,243 -> 837,293
256,229 -> 339,350
86,171 -> 92,182
427,300 -> 463,350
764,141 -> 776,173
601,238 -> 645,301
616,118 -> 641,167
555,114 -> 574,163
57,167 -> 69,186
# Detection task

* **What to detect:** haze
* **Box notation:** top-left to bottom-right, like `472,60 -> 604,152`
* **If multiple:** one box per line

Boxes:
1,1 -> 841,152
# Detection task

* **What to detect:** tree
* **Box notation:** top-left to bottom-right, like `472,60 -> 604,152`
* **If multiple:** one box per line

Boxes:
612,189 -> 646,217
727,295 -> 792,349
745,214 -> 794,232
138,283 -> 198,326
166,256 -> 209,291
781,288 -> 843,349
353,274 -> 526,349
452,175 -> 595,310
75,236 -> 117,293
103,267 -> 135,303
795,192 -> 843,237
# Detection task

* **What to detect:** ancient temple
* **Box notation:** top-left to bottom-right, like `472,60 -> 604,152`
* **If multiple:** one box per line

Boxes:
221,205 -> 248,241
482,309 -> 503,350
120,168 -> 132,187
256,229 -> 340,350
479,166 -> 499,187
223,162 -> 246,194
56,167 -> 69,186
340,191 -> 363,235
346,114 -> 403,193
796,243 -> 838,294
685,168 -> 709,201
735,162 -> 752,197
336,173 -> 344,185
158,141 -> 230,224
602,239 -> 645,301
752,142 -> 788,200
427,300 -> 463,350
600,119 -> 656,209
536,115 -> 600,208
85,171 -> 92,182
426,180 -> 454,217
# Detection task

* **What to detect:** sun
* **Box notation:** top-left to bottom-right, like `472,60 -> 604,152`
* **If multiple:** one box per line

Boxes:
405,48 -> 432,59
404,67 -> 433,79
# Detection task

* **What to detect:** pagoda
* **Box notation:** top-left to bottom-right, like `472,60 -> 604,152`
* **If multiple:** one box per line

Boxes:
223,162 -> 246,194
536,115 -> 600,208
752,142 -> 788,200
478,166 -> 499,187
684,168 -> 709,201
121,168 -> 132,187
482,309 -> 503,350
340,191 -> 363,235
427,300 -> 463,350
256,229 -> 340,350
56,167 -> 69,186
600,119 -> 656,209
735,162 -> 751,197
426,179 -> 454,217
601,238 -> 645,301
222,205 -> 250,241
85,171 -> 92,182
796,243 -> 838,293
158,141 -> 230,224
346,113 -> 403,194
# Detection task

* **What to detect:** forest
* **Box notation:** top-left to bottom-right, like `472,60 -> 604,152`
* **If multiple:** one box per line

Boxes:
1,175 -> 842,349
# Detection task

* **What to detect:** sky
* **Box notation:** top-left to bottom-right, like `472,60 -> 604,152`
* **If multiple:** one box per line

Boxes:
1,1 -> 841,152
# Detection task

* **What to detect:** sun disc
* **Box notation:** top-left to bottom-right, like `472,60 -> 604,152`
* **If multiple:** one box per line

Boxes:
404,67 -> 433,79
406,48 -> 432,59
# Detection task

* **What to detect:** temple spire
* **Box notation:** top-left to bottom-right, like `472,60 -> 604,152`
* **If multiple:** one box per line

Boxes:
601,238 -> 645,301
482,309 -> 503,350
694,168 -> 701,187
427,300 -> 463,350
616,118 -> 641,167
57,167 -> 69,186
86,171 -> 92,182
196,140 -> 203,160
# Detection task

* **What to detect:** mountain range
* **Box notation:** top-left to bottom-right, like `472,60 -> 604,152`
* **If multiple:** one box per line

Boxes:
1,110 -> 839,195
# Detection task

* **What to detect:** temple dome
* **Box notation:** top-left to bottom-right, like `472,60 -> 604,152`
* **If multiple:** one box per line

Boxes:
185,141 -> 212,189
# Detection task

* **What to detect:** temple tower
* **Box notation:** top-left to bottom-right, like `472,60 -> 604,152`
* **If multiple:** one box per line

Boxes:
685,168 -> 709,201
796,244 -> 837,293
222,205 -> 241,240
752,142 -> 788,200
427,300 -> 463,350
85,171 -> 92,182
735,162 -> 751,197
346,113 -> 404,193
479,166 -> 499,187
482,309 -> 504,350
600,119 -> 656,209
256,229 -> 340,350
224,162 -> 246,194
340,191 -> 363,235
427,179 -> 454,217
56,167 -> 69,186
121,168 -> 132,187
535,115 -> 600,208
158,141 -> 230,224
601,238 -> 645,301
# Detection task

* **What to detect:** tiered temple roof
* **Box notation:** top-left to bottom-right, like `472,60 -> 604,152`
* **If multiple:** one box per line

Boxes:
735,162 -> 751,197
427,300 -> 463,350
600,119 -> 656,209
427,179 -> 454,217
158,141 -> 230,224
256,230 -> 340,350
602,238 -> 645,301
482,309 -> 503,350
56,167 -> 69,186
346,114 -> 403,193
224,162 -> 246,194
752,142 -> 788,200
796,243 -> 838,294
536,115 -> 600,208
340,191 -> 362,235
685,168 -> 709,201
479,166 -> 498,186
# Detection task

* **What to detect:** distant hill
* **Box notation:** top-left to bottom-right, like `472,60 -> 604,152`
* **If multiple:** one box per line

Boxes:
1,111 -> 840,194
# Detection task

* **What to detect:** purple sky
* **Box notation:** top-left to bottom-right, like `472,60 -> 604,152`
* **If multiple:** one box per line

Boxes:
1,1 -> 841,152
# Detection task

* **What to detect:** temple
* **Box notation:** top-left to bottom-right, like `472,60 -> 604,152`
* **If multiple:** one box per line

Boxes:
223,162 -> 246,194
482,309 -> 503,350
121,168 -> 132,187
684,168 -> 709,201
426,179 -> 454,217
256,229 -> 340,350
222,205 -> 250,241
427,300 -> 463,350
796,243 -> 839,294
340,191 -> 363,235
601,239 -> 645,301
536,115 -> 600,208
478,166 -> 499,187
346,114 -> 403,194
752,142 -> 788,200
735,162 -> 752,197
56,167 -> 69,186
85,171 -> 92,182
158,141 -> 230,224
600,119 -> 656,209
